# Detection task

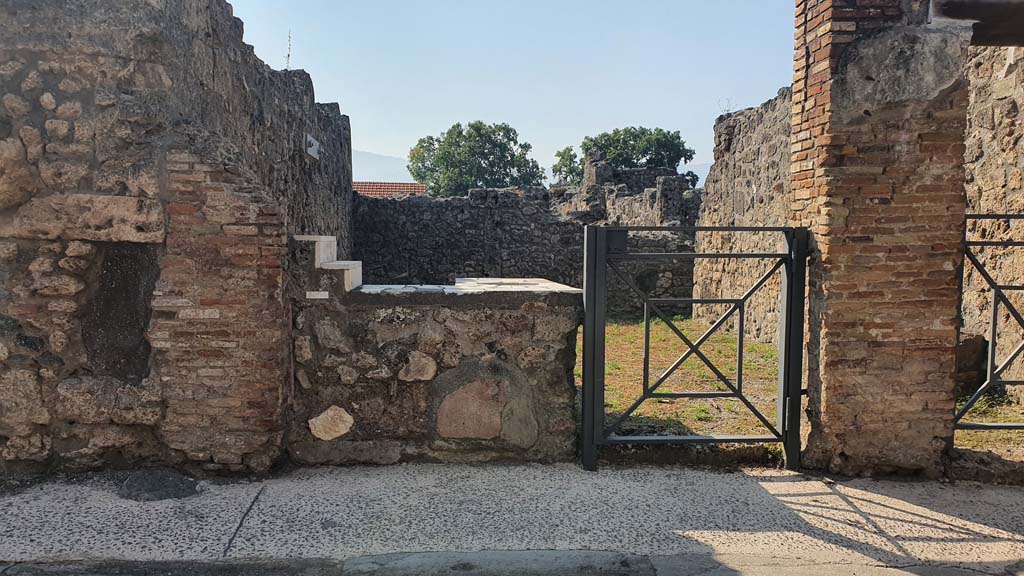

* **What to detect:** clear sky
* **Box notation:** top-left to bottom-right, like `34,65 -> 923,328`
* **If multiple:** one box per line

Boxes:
230,0 -> 795,181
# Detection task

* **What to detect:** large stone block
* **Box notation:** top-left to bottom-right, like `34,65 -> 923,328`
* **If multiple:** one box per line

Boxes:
437,379 -> 504,439
308,405 -> 354,441
0,137 -> 37,209
54,376 -> 162,426
2,194 -> 165,243
0,369 -> 49,430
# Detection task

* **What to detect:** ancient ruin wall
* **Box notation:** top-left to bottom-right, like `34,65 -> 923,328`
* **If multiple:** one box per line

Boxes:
354,174 -> 700,317
0,0 -> 351,473
693,88 -> 792,342
354,188 -> 584,287
287,288 -> 581,465
962,46 -> 1024,398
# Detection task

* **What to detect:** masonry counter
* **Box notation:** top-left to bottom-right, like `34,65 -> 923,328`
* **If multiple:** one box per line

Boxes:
287,278 -> 583,465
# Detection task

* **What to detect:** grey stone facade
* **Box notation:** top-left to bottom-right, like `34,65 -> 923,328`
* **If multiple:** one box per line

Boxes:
355,188 -> 583,287
962,46 -> 1024,400
693,88 -> 793,343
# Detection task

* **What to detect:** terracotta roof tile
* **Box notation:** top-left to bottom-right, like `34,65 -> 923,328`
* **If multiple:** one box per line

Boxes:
353,181 -> 428,198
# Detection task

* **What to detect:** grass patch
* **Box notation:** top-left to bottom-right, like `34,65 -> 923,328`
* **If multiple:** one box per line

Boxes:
575,317 -> 1024,460
955,388 -> 1024,458
575,317 -> 780,437
689,404 -> 712,422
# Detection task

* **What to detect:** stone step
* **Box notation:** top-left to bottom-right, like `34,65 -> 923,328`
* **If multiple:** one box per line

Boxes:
322,260 -> 362,292
320,260 -> 360,270
293,236 -> 362,295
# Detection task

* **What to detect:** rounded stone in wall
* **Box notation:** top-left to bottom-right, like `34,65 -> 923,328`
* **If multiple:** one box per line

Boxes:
0,137 -> 36,209
398,350 -> 437,382
309,405 -> 354,441
437,379 -> 504,439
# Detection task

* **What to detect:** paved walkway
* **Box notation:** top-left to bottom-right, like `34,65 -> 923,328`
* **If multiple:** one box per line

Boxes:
1,464 -> 1023,574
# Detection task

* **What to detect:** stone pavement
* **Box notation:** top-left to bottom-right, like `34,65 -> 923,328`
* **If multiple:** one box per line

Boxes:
1,464 -> 1023,575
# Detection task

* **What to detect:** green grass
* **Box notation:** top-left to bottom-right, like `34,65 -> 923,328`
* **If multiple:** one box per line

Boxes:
689,404 -> 712,422
575,317 -> 780,437
576,316 -> 1024,460
955,389 -> 1024,458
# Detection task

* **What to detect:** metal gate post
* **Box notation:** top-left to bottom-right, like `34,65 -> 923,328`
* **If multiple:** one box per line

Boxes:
778,228 -> 808,470
582,226 -> 608,471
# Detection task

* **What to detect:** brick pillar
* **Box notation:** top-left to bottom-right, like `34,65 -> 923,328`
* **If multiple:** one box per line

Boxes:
792,0 -> 970,476
149,149 -> 289,473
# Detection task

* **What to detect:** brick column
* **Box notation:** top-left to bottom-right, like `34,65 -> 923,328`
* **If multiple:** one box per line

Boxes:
149,149 -> 289,473
792,0 -> 969,476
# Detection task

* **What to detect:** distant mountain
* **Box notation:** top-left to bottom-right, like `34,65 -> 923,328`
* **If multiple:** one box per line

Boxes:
353,150 -> 414,182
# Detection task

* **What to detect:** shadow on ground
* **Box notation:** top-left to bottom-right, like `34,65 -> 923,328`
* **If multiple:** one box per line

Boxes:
2,465 -> 1023,574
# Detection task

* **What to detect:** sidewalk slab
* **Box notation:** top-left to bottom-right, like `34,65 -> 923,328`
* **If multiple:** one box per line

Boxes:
1,560 -> 340,575
0,477 -> 262,561
1,464 -> 1023,574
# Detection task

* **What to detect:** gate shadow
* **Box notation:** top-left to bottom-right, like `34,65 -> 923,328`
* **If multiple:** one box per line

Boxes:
595,414 -> 781,468
647,469 -> 1024,573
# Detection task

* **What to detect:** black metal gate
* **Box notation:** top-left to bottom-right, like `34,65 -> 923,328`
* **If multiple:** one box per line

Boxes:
955,213 -> 1024,434
581,225 -> 809,471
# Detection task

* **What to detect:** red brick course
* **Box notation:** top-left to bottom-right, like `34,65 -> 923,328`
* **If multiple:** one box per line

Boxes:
792,0 -> 967,476
148,149 -> 289,472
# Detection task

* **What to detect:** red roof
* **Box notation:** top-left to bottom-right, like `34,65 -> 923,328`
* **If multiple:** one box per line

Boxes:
354,181 -> 428,198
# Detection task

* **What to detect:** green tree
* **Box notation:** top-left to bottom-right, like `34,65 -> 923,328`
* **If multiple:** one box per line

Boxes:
408,121 -> 546,197
552,146 -> 583,186
552,127 -> 699,188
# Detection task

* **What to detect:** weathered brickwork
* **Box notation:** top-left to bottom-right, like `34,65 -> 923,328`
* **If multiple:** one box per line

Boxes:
287,287 -> 582,464
0,0 -> 351,473
962,46 -> 1024,402
792,0 -> 969,476
7,0 -> 1018,481
147,147 -> 289,472
694,88 -> 792,343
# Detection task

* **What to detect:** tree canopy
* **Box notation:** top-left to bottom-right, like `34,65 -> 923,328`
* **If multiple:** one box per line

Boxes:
408,121 -> 546,197
552,147 -> 583,188
551,127 -> 698,188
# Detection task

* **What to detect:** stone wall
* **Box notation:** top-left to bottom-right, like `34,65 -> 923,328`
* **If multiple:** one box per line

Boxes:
354,165 -> 700,317
0,0 -> 351,473
355,188 -> 583,287
287,282 -> 581,464
693,88 -> 792,343
962,46 -> 1024,399
792,0 -> 968,477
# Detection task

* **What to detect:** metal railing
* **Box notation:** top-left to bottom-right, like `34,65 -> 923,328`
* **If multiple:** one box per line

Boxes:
955,214 -> 1024,432
581,226 -> 809,471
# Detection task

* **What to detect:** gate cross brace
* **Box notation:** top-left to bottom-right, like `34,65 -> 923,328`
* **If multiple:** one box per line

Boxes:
603,259 -> 784,438
957,248 -> 1024,426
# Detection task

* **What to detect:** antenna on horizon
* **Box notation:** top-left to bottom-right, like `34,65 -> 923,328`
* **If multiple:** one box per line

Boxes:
285,29 -> 292,70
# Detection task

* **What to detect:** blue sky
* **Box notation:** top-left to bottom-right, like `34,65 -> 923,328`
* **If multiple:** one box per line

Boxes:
231,1 -> 795,182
